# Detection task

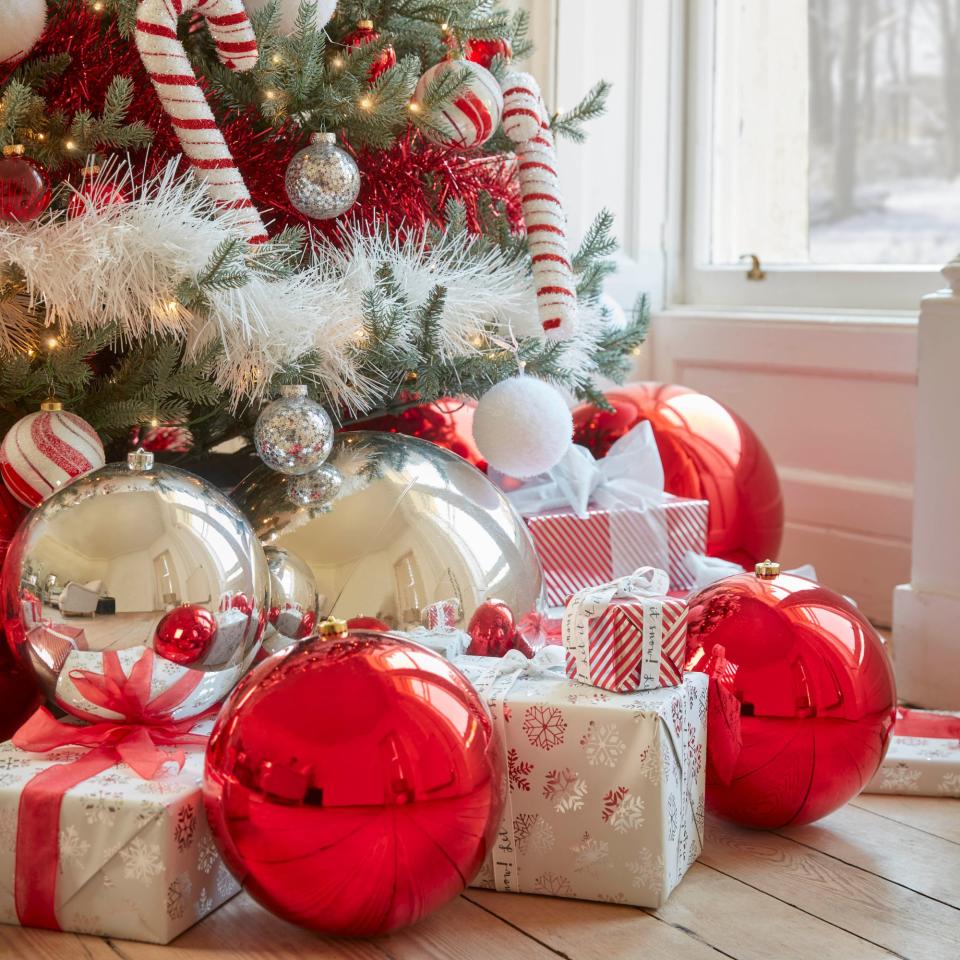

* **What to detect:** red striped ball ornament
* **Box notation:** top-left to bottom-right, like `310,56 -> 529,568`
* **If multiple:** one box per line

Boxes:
414,60 -> 503,149
0,400 -> 105,507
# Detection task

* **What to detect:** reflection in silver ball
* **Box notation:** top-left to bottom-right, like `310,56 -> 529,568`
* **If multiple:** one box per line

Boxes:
288,462 -> 343,506
254,385 -> 334,476
264,546 -> 320,654
233,432 -> 545,632
1,457 -> 269,721
285,132 -> 360,220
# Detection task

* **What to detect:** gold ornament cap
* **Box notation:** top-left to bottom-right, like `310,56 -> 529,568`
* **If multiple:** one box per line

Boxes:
755,559 -> 781,580
318,617 -> 348,636
2,144 -> 25,158
310,132 -> 337,147
127,448 -> 155,471
40,398 -> 63,412
279,383 -> 308,399
358,19 -> 374,29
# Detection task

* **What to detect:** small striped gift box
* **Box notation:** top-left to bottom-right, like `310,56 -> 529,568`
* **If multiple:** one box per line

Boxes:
562,568 -> 688,693
525,495 -> 708,607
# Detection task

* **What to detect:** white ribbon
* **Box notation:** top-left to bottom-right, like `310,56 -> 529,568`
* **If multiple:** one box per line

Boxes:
562,567 -> 670,690
496,421 -> 665,519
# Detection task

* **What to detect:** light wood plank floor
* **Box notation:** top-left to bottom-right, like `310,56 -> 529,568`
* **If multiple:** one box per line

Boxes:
3,794 -> 957,960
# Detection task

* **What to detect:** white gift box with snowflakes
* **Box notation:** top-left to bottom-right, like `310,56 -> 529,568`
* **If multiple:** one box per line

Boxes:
0,739 -> 239,943
455,654 -> 707,907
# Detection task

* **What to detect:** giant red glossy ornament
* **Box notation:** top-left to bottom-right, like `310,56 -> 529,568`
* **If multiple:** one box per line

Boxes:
0,147 -> 52,223
0,483 -> 27,564
204,631 -> 504,936
0,631 -> 42,741
572,382 -> 784,568
684,563 -> 896,828
154,604 -> 218,666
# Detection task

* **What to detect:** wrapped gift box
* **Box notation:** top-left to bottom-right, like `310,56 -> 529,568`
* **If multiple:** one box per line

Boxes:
0,736 -> 239,943
864,708 -> 960,797
526,496 -> 708,606
456,653 -> 706,907
563,571 -> 688,693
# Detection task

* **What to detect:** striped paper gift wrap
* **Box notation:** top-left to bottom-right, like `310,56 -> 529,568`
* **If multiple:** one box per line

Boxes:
525,498 -> 709,606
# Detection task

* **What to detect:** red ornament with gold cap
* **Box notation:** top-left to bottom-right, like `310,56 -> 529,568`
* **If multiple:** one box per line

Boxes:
684,559 -> 897,828
67,156 -> 129,218
343,19 -> 397,81
0,397 -> 105,508
0,143 -> 52,223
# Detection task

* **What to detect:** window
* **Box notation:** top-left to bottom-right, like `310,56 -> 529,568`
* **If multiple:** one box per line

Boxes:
683,0 -> 959,309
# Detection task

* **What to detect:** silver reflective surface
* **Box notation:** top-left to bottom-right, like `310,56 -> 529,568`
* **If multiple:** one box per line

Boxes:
233,432 -> 545,631
263,545 -> 320,654
2,461 -> 269,720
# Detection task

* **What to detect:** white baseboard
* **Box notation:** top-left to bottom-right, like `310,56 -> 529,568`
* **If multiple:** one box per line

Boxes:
893,583 -> 960,709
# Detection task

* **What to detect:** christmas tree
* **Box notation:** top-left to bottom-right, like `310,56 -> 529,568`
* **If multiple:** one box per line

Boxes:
0,0 -> 647,477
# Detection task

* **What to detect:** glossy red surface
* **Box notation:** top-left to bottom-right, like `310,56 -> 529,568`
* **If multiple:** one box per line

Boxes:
572,382 -> 784,567
343,22 -> 397,81
684,571 -> 897,828
0,630 -> 41,741
346,615 -> 390,633
0,154 -> 52,223
204,631 -> 505,937
464,37 -> 513,68
466,599 -> 517,657
154,605 -> 217,666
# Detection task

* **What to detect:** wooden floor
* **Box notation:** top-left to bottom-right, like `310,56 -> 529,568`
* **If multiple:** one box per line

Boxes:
3,794 -> 958,960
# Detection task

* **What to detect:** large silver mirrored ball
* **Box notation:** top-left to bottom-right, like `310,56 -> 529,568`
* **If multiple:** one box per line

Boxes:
1,459 -> 270,721
263,545 -> 320,655
233,432 -> 545,632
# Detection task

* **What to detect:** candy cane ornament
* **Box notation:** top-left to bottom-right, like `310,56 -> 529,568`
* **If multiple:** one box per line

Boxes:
501,70 -> 578,339
135,0 -> 268,243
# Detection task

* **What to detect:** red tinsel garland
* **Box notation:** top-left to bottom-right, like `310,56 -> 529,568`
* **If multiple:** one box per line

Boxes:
18,1 -> 523,240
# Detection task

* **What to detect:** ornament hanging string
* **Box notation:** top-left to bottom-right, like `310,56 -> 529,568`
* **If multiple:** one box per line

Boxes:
135,0 -> 269,243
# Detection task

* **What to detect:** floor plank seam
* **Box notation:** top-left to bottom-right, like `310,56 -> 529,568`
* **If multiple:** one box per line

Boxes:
696,859 -> 912,960
104,939 -> 134,960
643,913 -> 739,959
460,894 -> 571,959
770,831 -> 960,912
848,800 -> 960,847
76,936 -> 100,960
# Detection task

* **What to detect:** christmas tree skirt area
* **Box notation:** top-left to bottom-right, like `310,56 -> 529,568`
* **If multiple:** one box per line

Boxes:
2,798 -> 957,959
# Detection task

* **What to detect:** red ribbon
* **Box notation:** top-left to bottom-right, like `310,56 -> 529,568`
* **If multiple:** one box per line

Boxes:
894,707 -> 960,741
10,649 -> 213,931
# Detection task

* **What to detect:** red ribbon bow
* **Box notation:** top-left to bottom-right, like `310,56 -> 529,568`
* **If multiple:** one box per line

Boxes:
10,649 -> 212,931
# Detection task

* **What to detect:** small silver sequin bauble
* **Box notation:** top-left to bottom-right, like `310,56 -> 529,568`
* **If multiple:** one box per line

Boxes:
288,462 -> 343,506
254,385 -> 335,476
285,132 -> 360,220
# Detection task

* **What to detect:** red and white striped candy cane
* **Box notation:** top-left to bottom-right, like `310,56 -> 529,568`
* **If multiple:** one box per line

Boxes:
136,0 -> 268,243
501,70 -> 578,339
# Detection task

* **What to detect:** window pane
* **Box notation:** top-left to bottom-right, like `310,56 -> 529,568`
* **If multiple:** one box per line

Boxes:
708,0 -> 960,266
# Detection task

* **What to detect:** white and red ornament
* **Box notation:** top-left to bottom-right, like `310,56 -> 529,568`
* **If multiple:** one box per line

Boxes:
242,0 -> 337,36
414,59 -> 503,149
500,70 -> 578,339
135,0 -> 268,243
0,399 -> 105,508
0,0 -> 47,65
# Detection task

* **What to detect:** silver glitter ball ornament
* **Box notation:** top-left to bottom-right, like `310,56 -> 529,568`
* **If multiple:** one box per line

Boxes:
285,132 -> 360,220
288,462 -> 343,506
254,385 -> 335,476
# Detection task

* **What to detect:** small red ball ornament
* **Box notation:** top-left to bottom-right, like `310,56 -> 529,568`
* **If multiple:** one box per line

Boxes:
463,36 -> 512,68
572,382 -> 784,568
684,561 -> 896,828
154,604 -> 218,666
343,19 -> 397,81
204,630 -> 504,937
346,615 -> 390,632
466,599 -> 534,658
0,145 -> 52,223
67,159 -> 129,218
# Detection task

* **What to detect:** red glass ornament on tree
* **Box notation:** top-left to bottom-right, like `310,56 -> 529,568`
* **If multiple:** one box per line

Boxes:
204,629 -> 504,937
0,144 -> 52,223
684,561 -> 896,828
154,604 -> 218,666
573,382 -> 784,568
67,158 -> 129,218
463,36 -> 513,68
343,19 -> 397,81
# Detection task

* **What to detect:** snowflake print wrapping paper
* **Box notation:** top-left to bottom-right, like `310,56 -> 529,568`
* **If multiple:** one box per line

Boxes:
864,708 -> 960,798
456,655 -> 707,907
0,739 -> 239,943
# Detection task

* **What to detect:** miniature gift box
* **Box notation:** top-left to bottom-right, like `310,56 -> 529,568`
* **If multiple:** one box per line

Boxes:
456,648 -> 707,907
563,568 -> 688,692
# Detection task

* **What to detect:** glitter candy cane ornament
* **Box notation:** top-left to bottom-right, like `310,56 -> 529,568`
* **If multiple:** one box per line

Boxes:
501,70 -> 577,339
136,0 -> 268,243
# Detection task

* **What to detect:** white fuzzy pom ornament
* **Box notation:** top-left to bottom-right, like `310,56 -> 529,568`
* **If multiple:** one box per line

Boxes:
472,376 -> 572,479
242,0 -> 337,36
0,0 -> 47,65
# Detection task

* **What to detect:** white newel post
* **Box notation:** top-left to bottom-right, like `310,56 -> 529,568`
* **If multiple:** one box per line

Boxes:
893,258 -> 960,709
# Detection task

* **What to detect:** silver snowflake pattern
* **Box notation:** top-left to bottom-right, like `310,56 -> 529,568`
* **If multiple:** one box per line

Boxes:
671,698 -> 684,737
637,744 -> 663,784
628,849 -> 665,895
58,825 -> 91,867
522,705 -> 567,751
119,837 -> 164,883
880,763 -> 922,792
137,779 -> 189,796
83,789 -> 124,827
543,767 -> 588,812
216,864 -> 238,899
571,831 -> 609,873
0,755 -> 31,772
513,813 -> 555,855
70,913 -> 105,936
507,748 -> 534,792
598,891 -> 628,904
939,772 -> 960,795
197,833 -> 218,874
167,872 -> 193,920
533,872 -> 574,897
666,793 -> 679,841
566,690 -> 610,705
580,721 -> 627,767
686,725 -> 704,777
602,787 -> 646,833
174,803 -> 198,851
197,888 -> 214,917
